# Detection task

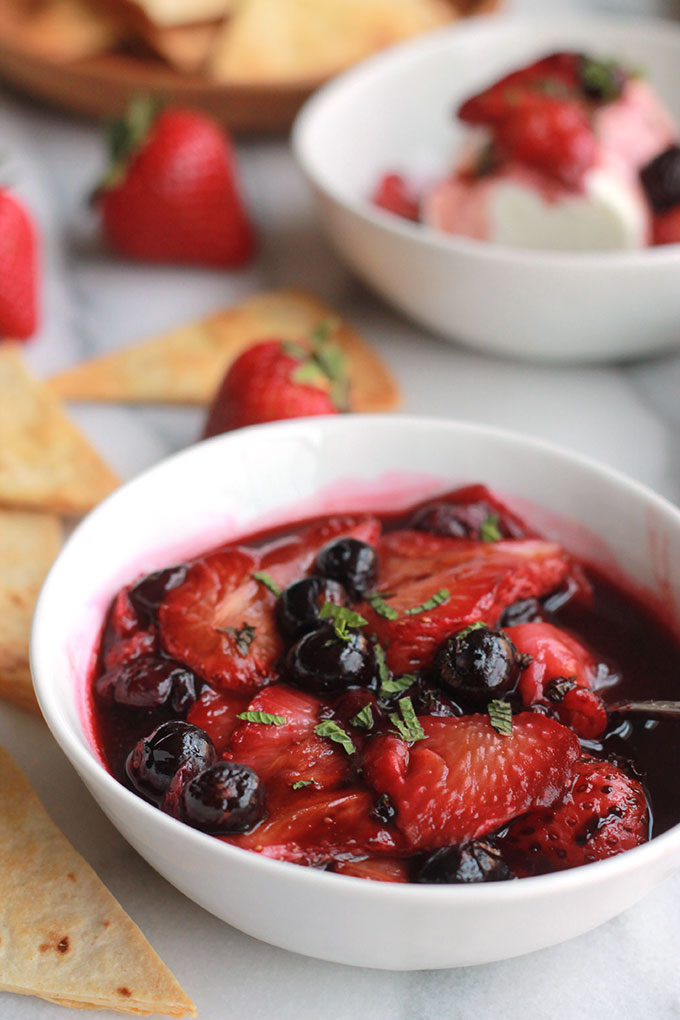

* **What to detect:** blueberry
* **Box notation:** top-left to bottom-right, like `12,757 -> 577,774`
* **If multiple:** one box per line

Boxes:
415,841 -> 514,884
640,145 -> 680,212
181,762 -> 265,834
500,598 -> 542,627
125,720 -> 215,803
286,623 -> 376,695
412,683 -> 463,718
97,656 -> 197,713
128,565 -> 187,623
276,576 -> 348,641
410,500 -> 521,540
432,625 -> 522,704
314,538 -> 378,600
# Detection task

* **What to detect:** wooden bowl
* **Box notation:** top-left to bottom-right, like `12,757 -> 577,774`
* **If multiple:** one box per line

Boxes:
0,0 -> 501,133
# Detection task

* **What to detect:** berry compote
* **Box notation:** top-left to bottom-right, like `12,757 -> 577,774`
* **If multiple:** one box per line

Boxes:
90,484 -> 680,883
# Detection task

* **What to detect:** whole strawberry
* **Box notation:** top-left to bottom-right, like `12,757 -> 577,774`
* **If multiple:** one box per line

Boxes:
95,99 -> 255,267
0,188 -> 39,340
203,324 -> 349,436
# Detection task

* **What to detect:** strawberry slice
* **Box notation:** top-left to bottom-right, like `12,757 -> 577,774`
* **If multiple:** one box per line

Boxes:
158,515 -> 380,693
225,787 -> 402,866
508,622 -> 597,704
500,757 -> 649,874
363,538 -> 578,675
362,713 -> 580,851
229,685 -> 351,793
333,856 -> 410,882
187,686 -> 250,754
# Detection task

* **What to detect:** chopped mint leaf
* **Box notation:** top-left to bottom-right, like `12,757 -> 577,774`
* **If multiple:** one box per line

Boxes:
319,602 -> 367,641
349,704 -> 374,730
251,571 -> 281,597
237,710 -> 287,725
367,592 -> 399,620
291,779 -> 315,790
403,588 -> 450,616
480,514 -> 502,543
456,621 -> 488,639
373,641 -> 389,686
579,56 -> 626,103
220,622 -> 256,657
389,696 -> 426,743
380,673 -> 417,696
314,720 -> 355,755
488,700 -> 513,736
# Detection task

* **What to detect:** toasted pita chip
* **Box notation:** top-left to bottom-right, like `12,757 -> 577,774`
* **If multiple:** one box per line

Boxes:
118,0 -> 235,28
0,748 -> 196,1016
0,511 -> 61,713
210,0 -> 454,83
0,0 -> 122,62
138,19 -> 221,73
49,290 -> 401,411
0,346 -> 119,516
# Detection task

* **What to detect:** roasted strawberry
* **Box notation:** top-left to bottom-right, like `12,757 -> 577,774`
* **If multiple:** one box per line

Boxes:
0,188 -> 39,340
372,173 -> 420,221
333,856 -> 410,882
501,757 -> 649,874
226,787 -> 403,865
187,686 -> 250,754
229,684 -> 352,792
159,516 -> 380,693
508,622 -> 597,704
203,326 -> 350,435
458,52 -> 582,124
362,713 -> 580,851
363,538 -> 577,675
95,100 -> 254,267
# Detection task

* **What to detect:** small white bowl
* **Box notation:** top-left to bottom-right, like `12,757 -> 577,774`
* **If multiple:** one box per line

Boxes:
293,14 -> 680,363
31,416 -> 680,969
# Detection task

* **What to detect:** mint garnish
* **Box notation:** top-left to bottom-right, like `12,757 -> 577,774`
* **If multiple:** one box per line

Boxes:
349,704 -> 374,730
389,696 -> 426,743
291,779 -> 315,790
404,588 -> 450,616
319,602 -> 367,641
480,514 -> 502,543
237,710 -> 287,725
367,592 -> 399,620
314,720 -> 356,755
380,673 -> 417,697
251,571 -> 281,597
220,623 -> 256,657
488,700 -> 512,736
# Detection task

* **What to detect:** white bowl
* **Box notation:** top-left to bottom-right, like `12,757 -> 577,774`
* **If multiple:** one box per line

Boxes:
31,416 -> 680,969
293,14 -> 680,363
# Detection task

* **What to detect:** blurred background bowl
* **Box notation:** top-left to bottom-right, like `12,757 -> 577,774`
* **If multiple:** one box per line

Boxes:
293,14 -> 680,361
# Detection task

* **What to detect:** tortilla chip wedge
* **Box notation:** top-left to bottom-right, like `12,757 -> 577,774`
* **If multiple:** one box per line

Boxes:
0,510 -> 61,713
0,748 -> 196,1016
210,0 -> 453,83
49,290 -> 401,411
0,346 -> 119,516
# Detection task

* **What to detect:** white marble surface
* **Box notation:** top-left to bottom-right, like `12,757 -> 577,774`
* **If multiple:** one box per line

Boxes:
2,0 -> 680,1017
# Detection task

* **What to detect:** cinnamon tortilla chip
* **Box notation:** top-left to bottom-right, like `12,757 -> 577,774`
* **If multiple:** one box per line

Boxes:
49,290 -> 401,411
210,0 -> 454,83
0,510 -> 61,713
139,19 -> 221,73
118,0 -> 235,28
0,748 -> 196,1016
0,347 -> 119,516
0,0 -> 122,62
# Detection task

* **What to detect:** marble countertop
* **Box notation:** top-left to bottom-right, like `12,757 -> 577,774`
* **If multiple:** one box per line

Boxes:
2,0 -> 680,1017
